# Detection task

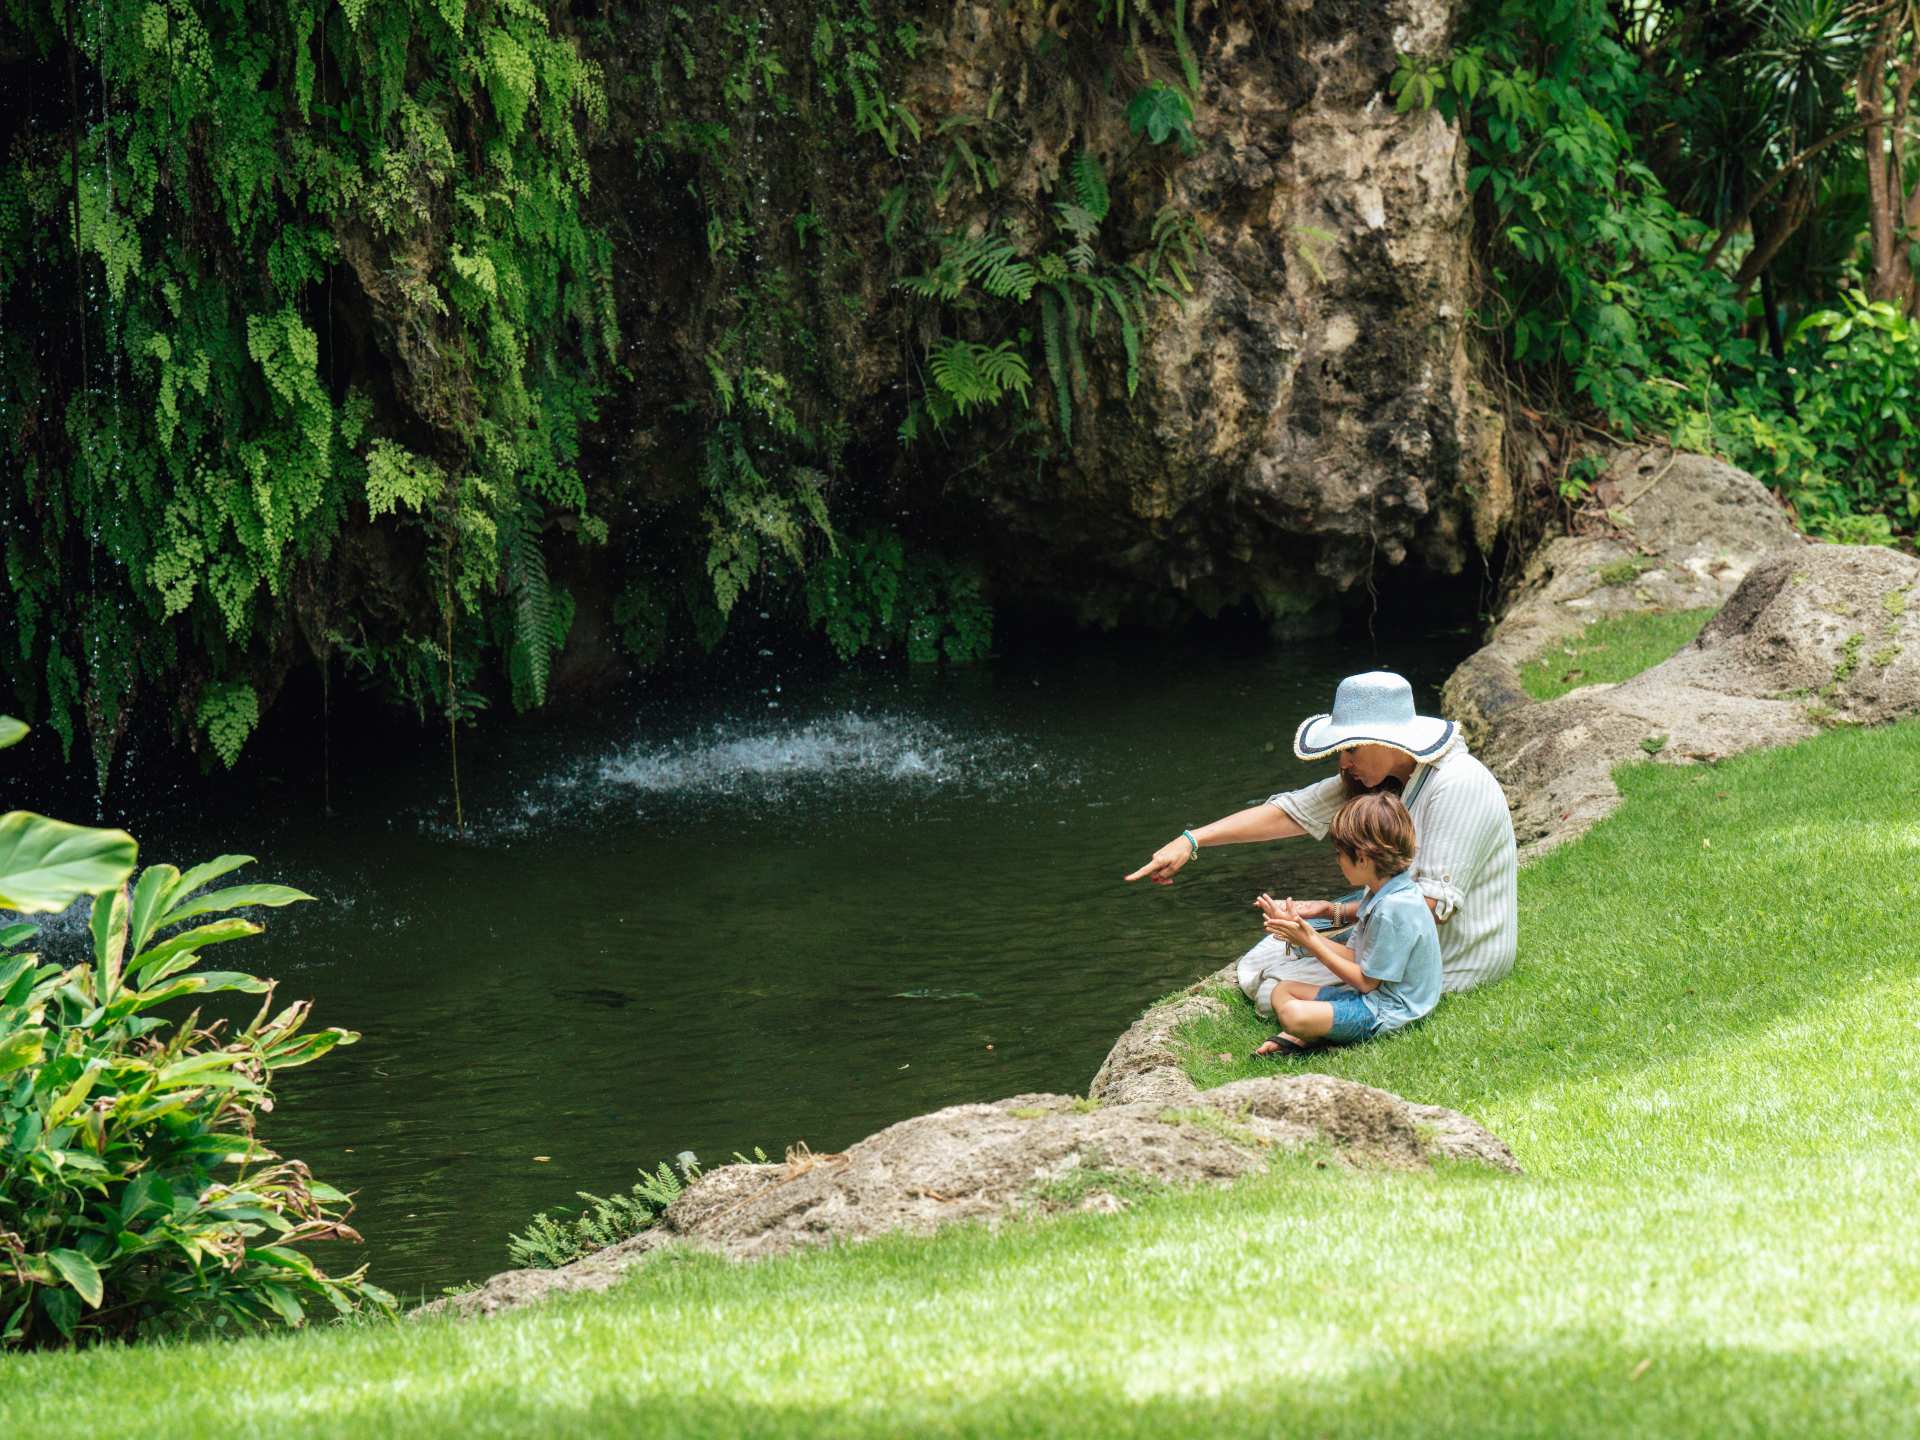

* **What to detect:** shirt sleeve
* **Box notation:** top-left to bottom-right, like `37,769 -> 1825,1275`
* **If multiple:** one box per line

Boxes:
1409,771 -> 1508,923
1266,776 -> 1344,840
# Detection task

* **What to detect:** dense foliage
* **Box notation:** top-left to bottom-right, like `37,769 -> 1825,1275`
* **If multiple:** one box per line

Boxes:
0,0 -> 615,784
0,719 -> 385,1347
1,0 -> 1208,778
606,0 -> 1202,669
1394,0 -> 1920,542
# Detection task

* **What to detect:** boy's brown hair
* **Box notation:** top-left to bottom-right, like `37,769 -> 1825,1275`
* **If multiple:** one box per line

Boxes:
1329,790 -> 1416,876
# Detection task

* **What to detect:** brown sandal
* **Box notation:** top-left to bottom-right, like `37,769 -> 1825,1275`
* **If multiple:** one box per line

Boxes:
1251,1034 -> 1313,1059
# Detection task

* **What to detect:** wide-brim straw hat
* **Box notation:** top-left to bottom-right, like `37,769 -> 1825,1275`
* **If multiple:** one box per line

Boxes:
1293,670 -> 1457,763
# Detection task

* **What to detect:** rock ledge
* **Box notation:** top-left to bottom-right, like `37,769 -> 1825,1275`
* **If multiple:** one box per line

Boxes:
424,1074 -> 1515,1322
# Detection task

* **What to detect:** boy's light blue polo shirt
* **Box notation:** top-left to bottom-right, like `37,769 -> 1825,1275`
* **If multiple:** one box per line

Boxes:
1352,871 -> 1443,1033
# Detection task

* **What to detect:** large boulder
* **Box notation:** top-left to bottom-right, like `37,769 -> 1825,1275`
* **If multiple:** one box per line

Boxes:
961,0 -> 1506,626
1480,543 -> 1920,856
1444,446 -> 1801,747
425,1075 -> 1516,1321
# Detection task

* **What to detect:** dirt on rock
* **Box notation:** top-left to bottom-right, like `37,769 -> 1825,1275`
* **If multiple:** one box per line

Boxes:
1480,543 -> 1920,856
422,1076 -> 1516,1322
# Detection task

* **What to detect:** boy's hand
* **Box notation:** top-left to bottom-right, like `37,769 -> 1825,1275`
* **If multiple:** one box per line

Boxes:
1254,893 -> 1314,946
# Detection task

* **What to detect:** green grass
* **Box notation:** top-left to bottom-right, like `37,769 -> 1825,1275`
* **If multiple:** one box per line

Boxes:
7,723 -> 1920,1436
1520,607 -> 1716,700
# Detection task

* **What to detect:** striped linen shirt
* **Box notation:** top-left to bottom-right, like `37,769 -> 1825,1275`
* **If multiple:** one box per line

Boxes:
1253,740 -> 1518,994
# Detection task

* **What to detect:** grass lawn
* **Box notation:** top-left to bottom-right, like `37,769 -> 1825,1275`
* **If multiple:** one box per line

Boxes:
6,723 -> 1920,1437
1519,607 -> 1716,700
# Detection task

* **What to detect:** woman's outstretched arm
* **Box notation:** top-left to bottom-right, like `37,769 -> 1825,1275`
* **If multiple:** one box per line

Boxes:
1124,804 -> 1307,885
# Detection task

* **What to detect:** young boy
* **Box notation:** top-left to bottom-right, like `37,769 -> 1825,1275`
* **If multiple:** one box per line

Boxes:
1250,790 -> 1441,1056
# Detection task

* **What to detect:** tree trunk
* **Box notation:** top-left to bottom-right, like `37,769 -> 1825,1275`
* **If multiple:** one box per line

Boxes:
1859,10 -> 1920,313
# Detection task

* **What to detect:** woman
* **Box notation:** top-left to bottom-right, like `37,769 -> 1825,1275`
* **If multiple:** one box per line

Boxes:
1124,671 -> 1518,1018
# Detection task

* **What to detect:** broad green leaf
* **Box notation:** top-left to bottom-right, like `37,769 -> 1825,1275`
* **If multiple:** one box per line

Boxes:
91,886 -> 130,998
0,921 -> 36,949
159,883 -> 314,929
0,716 -> 26,749
0,1025 -> 47,1076
120,1172 -> 163,1225
39,1285 -> 80,1338
128,971 -> 272,1015
257,1282 -> 307,1326
126,918 -> 262,980
252,1245 -> 320,1276
161,854 -> 255,913
45,1062 -> 104,1127
46,1247 -> 104,1307
0,812 -> 137,914
0,952 -> 37,998
264,1028 -> 353,1068
127,864 -> 181,955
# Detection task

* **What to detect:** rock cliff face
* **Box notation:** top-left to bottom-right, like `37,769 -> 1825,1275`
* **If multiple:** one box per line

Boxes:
922,0 -> 1503,625
600,0 -> 1499,635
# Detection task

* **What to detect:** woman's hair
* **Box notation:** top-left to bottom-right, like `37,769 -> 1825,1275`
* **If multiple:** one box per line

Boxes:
1329,791 -> 1416,876
1339,766 -> 1405,800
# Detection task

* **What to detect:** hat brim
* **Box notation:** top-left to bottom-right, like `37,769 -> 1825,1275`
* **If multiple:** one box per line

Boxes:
1293,713 -> 1457,763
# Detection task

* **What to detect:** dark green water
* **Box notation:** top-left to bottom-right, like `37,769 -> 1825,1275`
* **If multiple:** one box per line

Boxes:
32,633 -> 1466,1298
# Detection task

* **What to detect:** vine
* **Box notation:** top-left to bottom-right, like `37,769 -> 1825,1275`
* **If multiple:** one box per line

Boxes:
0,0 -> 614,776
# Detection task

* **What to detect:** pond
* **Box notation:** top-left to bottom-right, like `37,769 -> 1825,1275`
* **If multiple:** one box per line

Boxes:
35,622 -> 1472,1298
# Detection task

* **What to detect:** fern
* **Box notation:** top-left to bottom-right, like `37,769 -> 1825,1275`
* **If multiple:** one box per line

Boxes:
928,338 -> 1031,415
195,682 -> 260,770
1070,149 -> 1110,223
502,502 -> 560,711
506,1159 -> 693,1271
1060,284 -> 1089,399
1040,287 -> 1071,440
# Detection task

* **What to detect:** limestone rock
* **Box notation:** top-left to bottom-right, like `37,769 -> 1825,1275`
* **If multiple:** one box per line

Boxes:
972,0 -> 1503,625
423,1075 -> 1516,1320
1086,982 -> 1231,1107
1481,543 -> 1920,856
1444,446 -> 1801,746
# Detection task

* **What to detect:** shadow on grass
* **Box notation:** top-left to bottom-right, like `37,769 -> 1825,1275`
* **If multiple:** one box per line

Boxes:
182,1332 -> 1916,1439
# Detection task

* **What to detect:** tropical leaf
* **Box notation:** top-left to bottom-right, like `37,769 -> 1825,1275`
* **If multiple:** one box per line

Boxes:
158,883 -> 315,930
0,813 -> 137,915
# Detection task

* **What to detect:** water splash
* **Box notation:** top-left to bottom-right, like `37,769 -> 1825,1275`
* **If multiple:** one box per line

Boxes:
594,711 -> 1017,793
425,709 -> 1075,844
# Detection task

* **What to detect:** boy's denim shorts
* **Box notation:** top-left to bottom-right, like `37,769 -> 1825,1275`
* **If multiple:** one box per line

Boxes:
1314,985 -> 1381,1044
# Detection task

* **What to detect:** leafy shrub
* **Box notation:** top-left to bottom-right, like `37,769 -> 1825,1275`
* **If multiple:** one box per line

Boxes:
803,530 -> 992,664
507,1158 -> 693,1271
0,0 -> 615,773
1715,293 -> 1920,541
1393,1 -> 1750,436
0,718 -> 389,1347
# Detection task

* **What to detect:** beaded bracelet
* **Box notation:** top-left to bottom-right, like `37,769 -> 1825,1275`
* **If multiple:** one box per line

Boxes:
1181,829 -> 1199,861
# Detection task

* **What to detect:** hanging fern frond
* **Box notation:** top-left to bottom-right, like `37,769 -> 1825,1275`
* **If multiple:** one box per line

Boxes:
1070,149 -> 1110,223
929,337 -> 1031,415
503,501 -> 560,710
1040,287 -> 1071,440
1172,0 -> 1201,94
1060,284 -> 1088,398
